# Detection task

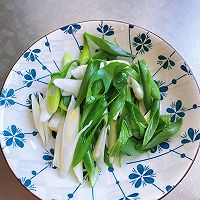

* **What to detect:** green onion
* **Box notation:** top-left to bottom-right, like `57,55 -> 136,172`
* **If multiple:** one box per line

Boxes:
31,32 -> 184,187
108,120 -> 130,157
138,60 -> 152,110
85,32 -> 132,57
46,83 -> 61,114
92,50 -> 117,60
75,59 -> 101,108
53,79 -> 81,97
62,52 -> 72,67
80,34 -> 90,65
72,119 -> 103,168
59,96 -> 71,112
143,118 -> 183,149
48,109 -> 64,132
83,150 -> 99,186
71,64 -> 87,79
122,139 -> 145,156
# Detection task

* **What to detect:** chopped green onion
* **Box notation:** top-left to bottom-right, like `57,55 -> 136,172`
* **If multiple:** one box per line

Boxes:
85,32 -> 132,57
80,34 -> 90,65
54,79 -> 82,97
143,118 -> 183,149
48,109 -> 64,132
46,83 -> 61,114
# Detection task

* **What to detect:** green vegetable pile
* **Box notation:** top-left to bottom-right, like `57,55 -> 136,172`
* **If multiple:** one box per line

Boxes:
31,32 -> 183,187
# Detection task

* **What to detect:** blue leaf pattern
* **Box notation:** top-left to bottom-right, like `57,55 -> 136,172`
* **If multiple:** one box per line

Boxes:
6,138 -> 13,146
181,128 -> 200,144
60,23 -> 81,34
180,63 -> 192,75
23,69 -> 36,87
32,49 -> 41,54
24,49 -> 40,62
157,55 -> 175,70
19,177 -> 36,191
97,22 -> 114,37
43,149 -> 55,168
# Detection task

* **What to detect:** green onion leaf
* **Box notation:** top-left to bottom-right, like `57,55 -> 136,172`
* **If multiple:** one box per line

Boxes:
85,32 -> 132,57
143,118 -> 183,149
75,59 -> 101,108
108,120 -> 130,157
138,60 -> 152,110
80,34 -> 90,65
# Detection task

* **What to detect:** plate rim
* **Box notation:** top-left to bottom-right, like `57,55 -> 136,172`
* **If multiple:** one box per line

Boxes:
0,19 -> 199,200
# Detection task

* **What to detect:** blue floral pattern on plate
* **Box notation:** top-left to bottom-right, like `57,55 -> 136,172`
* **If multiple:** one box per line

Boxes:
3,125 -> 26,148
97,21 -> 114,38
0,89 -> 15,107
0,20 -> 199,200
129,164 -> 155,188
133,33 -> 152,54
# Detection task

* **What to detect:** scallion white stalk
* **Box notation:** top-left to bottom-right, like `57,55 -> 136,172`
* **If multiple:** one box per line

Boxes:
139,100 -> 146,115
40,95 -> 52,122
73,161 -> 83,183
60,96 -> 80,176
53,118 -> 65,168
39,95 -> 51,146
53,79 -> 81,97
93,125 -> 108,161
129,77 -> 144,100
48,109 -> 64,132
71,65 -> 87,79
31,94 -> 46,145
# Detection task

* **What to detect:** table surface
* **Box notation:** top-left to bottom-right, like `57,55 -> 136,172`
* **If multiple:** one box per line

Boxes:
0,0 -> 200,199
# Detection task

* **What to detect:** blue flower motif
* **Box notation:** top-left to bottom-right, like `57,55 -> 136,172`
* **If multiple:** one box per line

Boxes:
119,193 -> 139,200
0,89 -> 15,107
151,141 -> 170,153
157,80 -> 168,100
157,55 -> 175,70
181,128 -> 200,144
23,69 -> 36,87
18,177 -> 36,191
129,164 -> 155,188
166,100 -> 186,122
3,125 -> 26,148
180,63 -> 192,75
43,149 -> 56,168
23,49 -> 41,62
60,23 -> 81,34
133,33 -> 152,54
97,22 -> 114,37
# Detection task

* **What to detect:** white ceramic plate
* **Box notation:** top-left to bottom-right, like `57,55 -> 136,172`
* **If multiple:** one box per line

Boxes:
0,20 -> 200,200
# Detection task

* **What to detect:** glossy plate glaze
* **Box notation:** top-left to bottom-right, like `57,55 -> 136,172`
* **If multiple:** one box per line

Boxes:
0,20 -> 199,200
